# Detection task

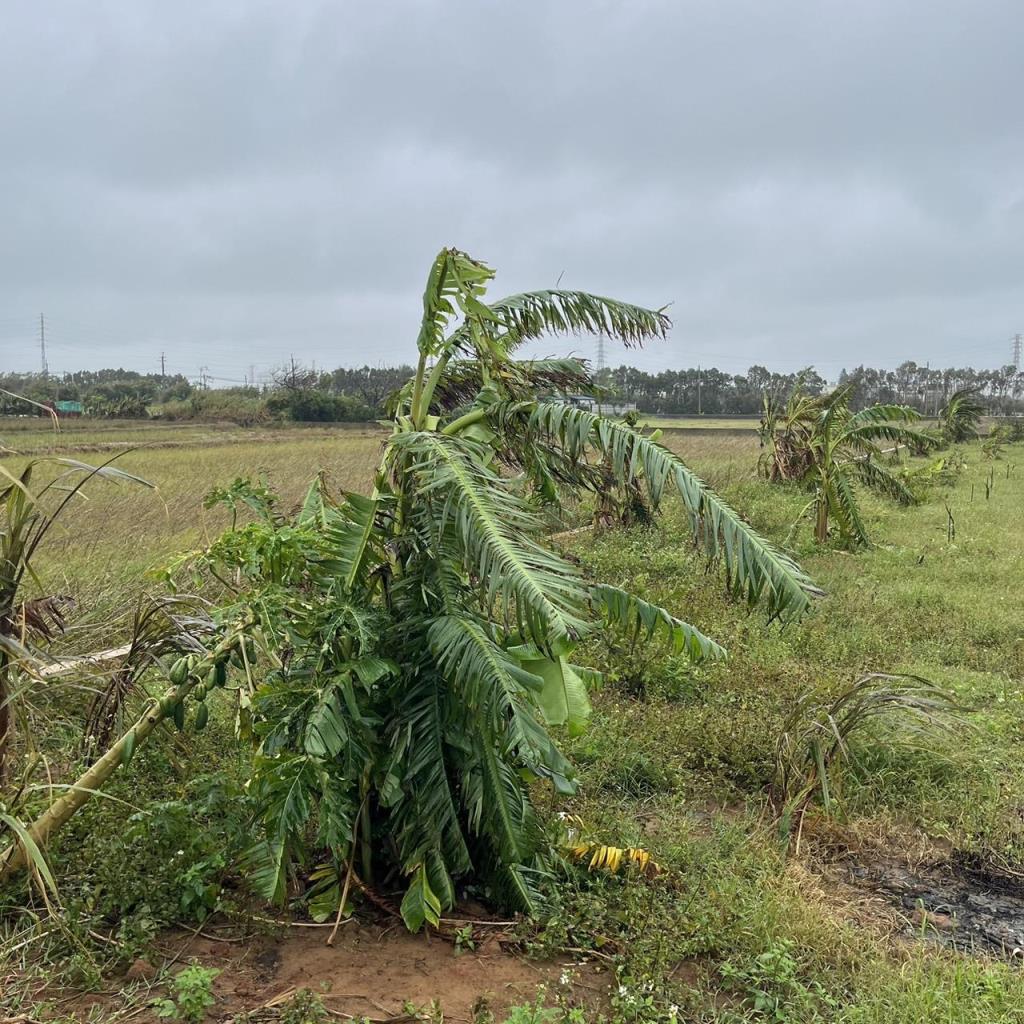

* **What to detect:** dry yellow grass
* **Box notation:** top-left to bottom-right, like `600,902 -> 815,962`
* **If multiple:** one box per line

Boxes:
3,425 -> 385,650
3,421 -> 760,650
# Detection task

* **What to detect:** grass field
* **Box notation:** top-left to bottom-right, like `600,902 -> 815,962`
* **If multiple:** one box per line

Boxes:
1,417 -> 380,454
639,415 -> 761,431
1,421 -> 386,653
3,420 -> 1024,1022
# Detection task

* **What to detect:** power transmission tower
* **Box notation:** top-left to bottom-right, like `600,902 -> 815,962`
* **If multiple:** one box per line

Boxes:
1013,334 -> 1022,370
39,313 -> 48,377
160,352 -> 166,378
595,335 -> 606,375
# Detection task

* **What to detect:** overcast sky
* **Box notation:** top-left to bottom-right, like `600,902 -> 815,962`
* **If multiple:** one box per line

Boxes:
2,1 -> 1023,382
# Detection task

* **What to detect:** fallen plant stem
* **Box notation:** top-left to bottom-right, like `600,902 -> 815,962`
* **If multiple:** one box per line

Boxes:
327,852 -> 358,946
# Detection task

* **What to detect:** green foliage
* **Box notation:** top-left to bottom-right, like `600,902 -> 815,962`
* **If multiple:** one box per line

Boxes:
4,418 -> 1024,1019
759,381 -> 937,547
0,369 -> 192,419
154,963 -> 220,1023
500,993 -> 559,1024
939,388 -> 986,444
0,456 -> 152,792
271,988 -> 332,1024
266,389 -> 372,423
152,389 -> 273,426
16,765 -> 256,965
774,673 -> 964,825
160,248 -> 817,931
720,939 -> 838,1022
993,416 -> 1024,442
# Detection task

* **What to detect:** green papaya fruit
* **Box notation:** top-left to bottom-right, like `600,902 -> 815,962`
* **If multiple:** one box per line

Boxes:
194,703 -> 209,732
168,657 -> 190,685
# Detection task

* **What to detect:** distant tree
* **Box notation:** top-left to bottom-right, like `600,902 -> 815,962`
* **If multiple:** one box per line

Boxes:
272,359 -> 320,393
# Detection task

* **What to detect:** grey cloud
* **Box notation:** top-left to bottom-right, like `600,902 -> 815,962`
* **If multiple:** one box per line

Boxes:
2,0 -> 1023,378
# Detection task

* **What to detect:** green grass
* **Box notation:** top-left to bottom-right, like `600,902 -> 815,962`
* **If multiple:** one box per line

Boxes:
545,436 -> 1024,1019
4,422 -> 1024,1021
571,437 -> 1024,849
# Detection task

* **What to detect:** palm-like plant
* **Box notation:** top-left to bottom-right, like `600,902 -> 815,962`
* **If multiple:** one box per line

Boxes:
1,250 -> 820,924
939,387 -> 986,443
760,382 -> 936,547
773,673 -> 963,835
0,458 -> 151,781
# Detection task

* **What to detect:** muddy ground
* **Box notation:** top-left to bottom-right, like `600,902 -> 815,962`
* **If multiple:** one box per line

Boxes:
843,850 -> 1024,955
51,922 -> 606,1023
23,838 -> 1024,1022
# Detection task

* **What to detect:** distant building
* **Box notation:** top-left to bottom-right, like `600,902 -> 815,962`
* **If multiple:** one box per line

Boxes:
566,395 -> 637,416
55,400 -> 84,418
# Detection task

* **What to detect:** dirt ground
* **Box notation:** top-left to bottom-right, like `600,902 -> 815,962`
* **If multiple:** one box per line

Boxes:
795,818 -> 1024,957
57,922 -> 607,1023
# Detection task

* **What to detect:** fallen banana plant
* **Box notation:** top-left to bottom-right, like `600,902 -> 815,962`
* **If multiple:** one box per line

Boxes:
773,672 -> 967,847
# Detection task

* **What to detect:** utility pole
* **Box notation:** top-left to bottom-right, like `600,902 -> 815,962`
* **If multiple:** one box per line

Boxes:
160,352 -> 166,379
39,313 -> 48,377
199,366 -> 210,390
697,365 -> 702,415
594,337 -> 607,416
1012,334 -> 1022,370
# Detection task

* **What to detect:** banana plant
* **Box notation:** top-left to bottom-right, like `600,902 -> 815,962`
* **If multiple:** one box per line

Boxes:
939,387 -> 986,444
228,249 -> 819,928
760,381 -> 937,547
1,250 -> 820,927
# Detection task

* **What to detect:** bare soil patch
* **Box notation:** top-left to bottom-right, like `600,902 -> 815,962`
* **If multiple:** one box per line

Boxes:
50,922 -> 606,1023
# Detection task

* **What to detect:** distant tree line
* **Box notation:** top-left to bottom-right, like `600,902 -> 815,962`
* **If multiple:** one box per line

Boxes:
2,358 -> 1022,423
0,368 -> 193,418
600,361 -> 1024,415
0,365 -> 413,424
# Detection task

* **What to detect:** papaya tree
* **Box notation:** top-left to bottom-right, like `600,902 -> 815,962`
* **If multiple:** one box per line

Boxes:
1,249 -> 819,927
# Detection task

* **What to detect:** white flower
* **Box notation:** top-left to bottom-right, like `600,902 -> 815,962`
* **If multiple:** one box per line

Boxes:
617,985 -> 629,998
669,1005 -> 679,1019
559,971 -> 571,986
